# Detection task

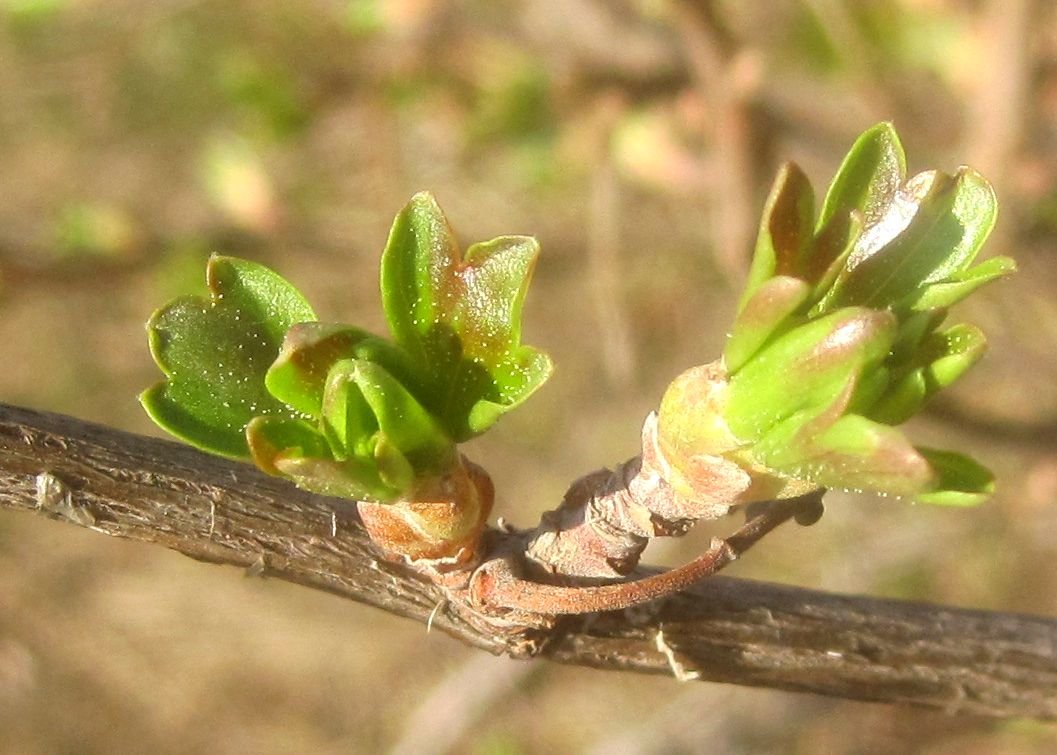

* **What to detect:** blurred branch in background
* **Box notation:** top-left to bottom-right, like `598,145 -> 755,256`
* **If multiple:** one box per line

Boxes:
1,402 -> 1055,720
672,0 -> 760,281
389,654 -> 541,755
965,0 -> 1033,250
585,91 -> 637,390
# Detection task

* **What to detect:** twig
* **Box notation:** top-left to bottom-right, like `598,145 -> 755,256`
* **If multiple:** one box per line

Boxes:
965,0 -> 1032,185
470,494 -> 822,614
672,0 -> 759,281
586,92 -> 637,390
1,402 -> 1056,718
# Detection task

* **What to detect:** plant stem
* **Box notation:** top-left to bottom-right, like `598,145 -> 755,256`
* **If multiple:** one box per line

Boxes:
523,412 -> 744,580
2,402 -> 1056,718
471,493 -> 822,615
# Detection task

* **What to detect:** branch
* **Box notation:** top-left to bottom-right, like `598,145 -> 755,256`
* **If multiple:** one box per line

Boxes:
1,402 -> 1055,719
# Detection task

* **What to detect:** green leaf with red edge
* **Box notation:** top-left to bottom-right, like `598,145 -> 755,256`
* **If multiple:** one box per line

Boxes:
807,211 -> 862,307
764,413 -> 937,498
725,307 -> 897,442
664,123 -> 1010,508
740,163 -> 815,309
246,416 -> 330,476
817,122 -> 906,232
255,357 -> 458,502
141,255 -> 315,458
725,276 -> 811,374
380,192 -> 553,440
265,322 -> 415,419
246,415 -> 406,501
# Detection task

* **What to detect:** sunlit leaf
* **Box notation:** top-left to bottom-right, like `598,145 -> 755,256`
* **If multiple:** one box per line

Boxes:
740,163 -> 815,309
915,448 -> 994,506
372,434 -> 415,492
726,276 -> 811,374
266,322 -> 413,418
930,167 -> 999,281
380,192 -> 553,439
141,255 -> 315,458
821,167 -> 1000,310
726,308 -> 896,441
909,255 -> 1016,311
661,122 -> 1009,508
817,122 -> 906,231
806,210 -> 862,308
319,359 -> 377,460
324,358 -> 454,471
821,170 -> 960,308
794,414 -> 935,497
273,454 -> 396,501
246,416 -> 330,476
867,324 -> 987,425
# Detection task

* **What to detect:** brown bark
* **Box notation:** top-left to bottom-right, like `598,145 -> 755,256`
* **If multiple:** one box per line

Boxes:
1,402 -> 1055,719
523,409 -> 750,581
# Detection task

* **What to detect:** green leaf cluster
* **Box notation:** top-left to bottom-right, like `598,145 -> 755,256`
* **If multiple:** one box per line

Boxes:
142,192 -> 552,502
666,123 -> 1014,506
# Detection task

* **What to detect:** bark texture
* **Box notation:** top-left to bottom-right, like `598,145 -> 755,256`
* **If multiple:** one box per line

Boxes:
1,402 -> 1055,719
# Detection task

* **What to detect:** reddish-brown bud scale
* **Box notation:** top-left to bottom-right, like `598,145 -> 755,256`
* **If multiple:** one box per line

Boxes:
357,457 -> 494,565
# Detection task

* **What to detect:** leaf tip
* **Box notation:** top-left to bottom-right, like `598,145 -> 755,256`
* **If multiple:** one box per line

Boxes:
407,190 -> 443,215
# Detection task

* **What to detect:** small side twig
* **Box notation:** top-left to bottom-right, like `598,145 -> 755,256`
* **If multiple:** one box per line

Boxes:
470,493 -> 823,615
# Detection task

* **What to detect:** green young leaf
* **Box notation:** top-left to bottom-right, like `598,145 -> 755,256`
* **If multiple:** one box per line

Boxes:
274,454 -> 397,501
817,122 -> 906,231
887,308 -> 947,366
805,210 -> 862,308
380,192 -> 553,440
740,163 -> 815,309
779,414 -> 936,498
909,255 -> 1017,311
915,448 -> 994,506
820,170 -> 960,309
725,276 -> 811,374
371,434 -> 416,492
323,358 -> 455,471
266,322 -> 414,419
245,416 -> 330,476
867,324 -> 987,425
726,308 -> 897,442
821,167 -> 999,311
926,167 -> 998,281
247,415 -> 403,501
319,358 -> 377,460
141,255 -> 316,458
663,123 -> 1009,508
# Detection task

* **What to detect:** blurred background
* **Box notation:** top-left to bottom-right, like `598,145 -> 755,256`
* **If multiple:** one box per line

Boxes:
1,0 -> 1056,752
